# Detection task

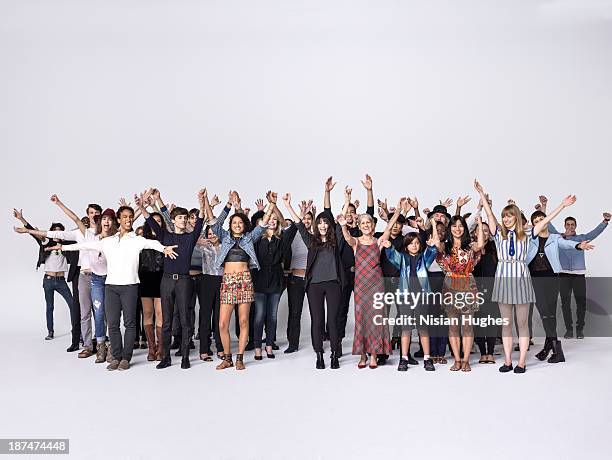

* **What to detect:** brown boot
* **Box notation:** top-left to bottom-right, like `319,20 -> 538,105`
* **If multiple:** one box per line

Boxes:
95,342 -> 107,363
144,325 -> 156,361
155,326 -> 163,361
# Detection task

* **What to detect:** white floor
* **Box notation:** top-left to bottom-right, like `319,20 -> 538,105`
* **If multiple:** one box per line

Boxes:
1,273 -> 611,460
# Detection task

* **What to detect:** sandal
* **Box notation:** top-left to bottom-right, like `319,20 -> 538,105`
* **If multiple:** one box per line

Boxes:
450,360 -> 462,371
235,354 -> 246,371
478,355 -> 487,364
439,357 -> 448,365
368,359 -> 378,369
216,354 -> 233,370
487,355 -> 496,364
200,353 -> 213,362
461,361 -> 472,372
358,354 -> 367,369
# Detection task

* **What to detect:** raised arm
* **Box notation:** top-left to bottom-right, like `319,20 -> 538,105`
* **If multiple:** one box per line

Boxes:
579,213 -> 610,241
408,197 -> 420,219
456,196 -> 471,217
338,214 -> 357,249
50,195 -> 87,236
379,198 -> 406,244
532,195 -> 576,237
323,176 -> 336,213
428,217 -> 445,253
361,174 -> 375,216
473,179 -> 498,234
471,215 -> 485,252
341,186 -> 352,217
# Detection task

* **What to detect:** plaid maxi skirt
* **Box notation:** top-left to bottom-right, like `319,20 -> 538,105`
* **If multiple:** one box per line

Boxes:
220,271 -> 254,305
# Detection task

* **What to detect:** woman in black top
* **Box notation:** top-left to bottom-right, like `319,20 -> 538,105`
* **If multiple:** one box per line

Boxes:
283,193 -> 346,370
139,213 -> 166,361
473,221 -> 500,364
252,207 -> 292,360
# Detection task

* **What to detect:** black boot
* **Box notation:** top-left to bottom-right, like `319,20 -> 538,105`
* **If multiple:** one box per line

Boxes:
330,351 -> 340,369
548,339 -> 566,363
170,336 -> 180,349
316,352 -> 325,369
181,356 -> 190,369
535,337 -> 553,361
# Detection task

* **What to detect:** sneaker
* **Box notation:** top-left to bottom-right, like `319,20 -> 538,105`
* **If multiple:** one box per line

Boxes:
78,347 -> 93,358
118,359 -> 130,371
284,346 -> 298,354
45,331 -> 54,340
499,363 -> 513,373
513,365 -> 526,374
95,342 -> 108,364
576,329 -> 585,339
424,359 -> 435,371
106,359 -> 120,371
564,328 -> 574,339
397,358 -> 408,372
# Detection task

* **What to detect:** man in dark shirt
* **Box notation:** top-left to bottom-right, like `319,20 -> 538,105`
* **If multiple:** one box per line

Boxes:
138,189 -> 206,369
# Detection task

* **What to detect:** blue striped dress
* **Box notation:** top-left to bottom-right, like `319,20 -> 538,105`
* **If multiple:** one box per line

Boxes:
491,227 -> 536,304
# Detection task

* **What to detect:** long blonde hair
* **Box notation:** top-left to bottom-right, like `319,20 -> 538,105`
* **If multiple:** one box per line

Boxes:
499,204 -> 526,241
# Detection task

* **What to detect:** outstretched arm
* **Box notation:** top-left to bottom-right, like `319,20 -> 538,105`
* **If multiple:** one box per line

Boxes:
532,195 -> 576,237
50,194 -> 87,236
473,179 -> 498,235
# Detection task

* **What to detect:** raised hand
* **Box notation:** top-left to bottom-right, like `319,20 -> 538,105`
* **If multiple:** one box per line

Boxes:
344,186 -> 352,202
119,197 -> 130,208
353,199 -> 360,210
168,203 -> 176,213
282,193 -> 291,205
325,176 -> 337,192
255,199 -> 265,211
535,203 -> 542,211
337,214 -> 347,226
422,208 -> 430,215
604,212 -> 611,222
244,208 -> 251,217
361,174 -> 373,190
50,194 -> 61,205
210,195 -> 220,208
12,208 -> 24,221
150,188 -> 161,201
377,198 -> 388,212
474,179 -> 484,195
407,197 -> 419,209
381,239 -> 392,248
561,195 -> 577,208
401,199 -> 412,214
198,189 -> 206,204
539,195 -> 548,206
268,192 -> 278,204
13,226 -> 29,234
457,196 -> 471,207
377,207 -> 389,222
577,240 -> 594,250
441,197 -> 453,208
416,217 -> 424,228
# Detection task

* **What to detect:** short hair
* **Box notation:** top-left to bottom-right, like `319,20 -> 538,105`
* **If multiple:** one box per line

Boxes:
49,222 -> 65,231
87,204 -> 102,214
403,232 -> 423,253
116,206 -> 135,218
188,208 -> 199,217
170,207 -> 189,220
565,216 -> 577,225
347,203 -> 357,213
530,210 -> 547,225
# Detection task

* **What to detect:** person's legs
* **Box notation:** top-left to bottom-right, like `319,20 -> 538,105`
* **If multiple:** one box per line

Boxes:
219,304 -> 234,355
237,303 -> 251,354
515,303 -> 530,367
119,285 -> 139,362
78,273 -> 93,349
286,276 -> 306,350
461,313 -> 474,364
69,277 -> 81,347
499,303 -> 514,365
325,282 -> 342,353
209,277 -> 223,353
253,293 -> 266,352
90,274 -> 107,344
56,278 -> 75,330
574,275 -> 587,334
306,283 -> 326,352
176,278 -> 194,360
159,277 -> 176,363
198,275 -> 214,355
265,292 -> 282,349
42,277 -> 55,335
105,285 -> 123,360
336,271 -> 354,342
559,273 -> 574,333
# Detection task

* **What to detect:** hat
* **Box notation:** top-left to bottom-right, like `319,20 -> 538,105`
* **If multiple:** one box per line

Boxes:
94,208 -> 116,224
427,205 -> 451,221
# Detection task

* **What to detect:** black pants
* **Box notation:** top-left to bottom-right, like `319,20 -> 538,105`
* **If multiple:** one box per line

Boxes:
286,274 -> 306,349
161,275 -> 193,361
105,284 -> 139,361
196,274 -> 223,354
135,296 -> 145,342
559,273 -> 587,331
532,272 -> 560,338
307,281 -> 342,353
335,269 -> 354,340
70,277 -> 81,346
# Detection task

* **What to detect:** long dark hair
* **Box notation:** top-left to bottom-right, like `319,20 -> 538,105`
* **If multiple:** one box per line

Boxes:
143,213 -> 166,240
311,215 -> 336,249
445,215 -> 471,252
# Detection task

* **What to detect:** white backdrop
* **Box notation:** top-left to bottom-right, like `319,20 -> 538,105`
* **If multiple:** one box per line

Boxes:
2,0 -> 611,277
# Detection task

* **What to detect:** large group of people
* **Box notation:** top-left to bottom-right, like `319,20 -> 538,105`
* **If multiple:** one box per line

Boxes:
13,176 -> 610,374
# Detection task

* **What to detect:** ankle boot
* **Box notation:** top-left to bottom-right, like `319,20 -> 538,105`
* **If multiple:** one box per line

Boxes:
155,327 -> 163,361
316,351 -> 325,369
181,355 -> 190,369
330,351 -> 340,369
548,339 -> 566,363
535,337 -> 553,361
144,325 -> 156,361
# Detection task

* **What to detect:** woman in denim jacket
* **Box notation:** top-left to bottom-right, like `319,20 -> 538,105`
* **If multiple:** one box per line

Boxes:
205,191 -> 275,371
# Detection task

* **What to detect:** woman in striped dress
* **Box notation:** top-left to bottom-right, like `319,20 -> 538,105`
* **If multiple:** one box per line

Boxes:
474,179 -> 576,373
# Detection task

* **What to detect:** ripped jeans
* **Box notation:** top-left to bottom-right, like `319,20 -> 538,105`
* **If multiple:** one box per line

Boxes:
91,274 -> 108,342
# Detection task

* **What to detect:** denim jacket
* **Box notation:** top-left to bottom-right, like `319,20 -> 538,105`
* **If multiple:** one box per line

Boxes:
209,206 -> 265,271
385,245 -> 438,293
526,233 -> 581,273
549,221 -> 608,271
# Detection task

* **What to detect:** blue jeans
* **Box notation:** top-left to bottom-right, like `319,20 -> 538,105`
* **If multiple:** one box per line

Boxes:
91,274 -> 107,342
253,292 -> 281,348
42,276 -> 74,333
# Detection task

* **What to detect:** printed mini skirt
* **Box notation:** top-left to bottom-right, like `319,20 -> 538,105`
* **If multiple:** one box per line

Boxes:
220,270 -> 254,305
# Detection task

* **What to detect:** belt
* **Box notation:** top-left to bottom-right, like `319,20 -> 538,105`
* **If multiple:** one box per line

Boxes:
163,273 -> 191,280
80,271 -> 92,276
499,260 -> 526,264
290,274 -> 306,280
45,274 -> 65,280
